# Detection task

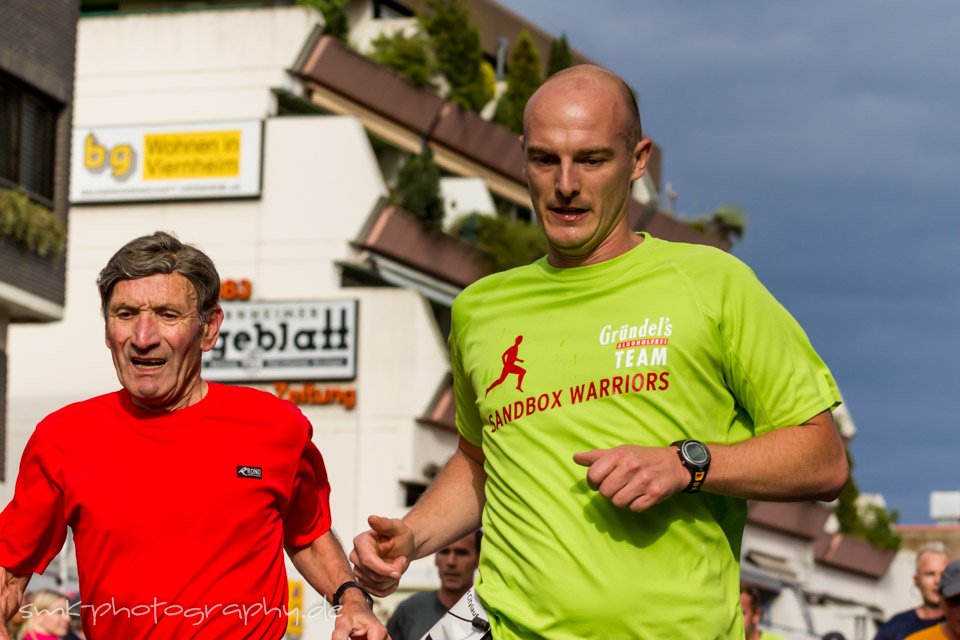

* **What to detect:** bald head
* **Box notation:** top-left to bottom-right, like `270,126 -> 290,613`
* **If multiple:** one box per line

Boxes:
524,64 -> 642,149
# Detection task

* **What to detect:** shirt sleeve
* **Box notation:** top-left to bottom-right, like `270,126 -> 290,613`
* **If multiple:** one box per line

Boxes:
282,418 -> 332,549
450,307 -> 484,447
0,421 -> 68,574
713,257 -> 841,435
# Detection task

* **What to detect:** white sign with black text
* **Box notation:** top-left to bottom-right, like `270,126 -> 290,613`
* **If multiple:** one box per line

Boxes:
203,300 -> 358,382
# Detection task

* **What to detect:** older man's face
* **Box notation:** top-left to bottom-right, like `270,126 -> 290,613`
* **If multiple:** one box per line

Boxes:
916,552 -> 950,607
104,273 -> 221,412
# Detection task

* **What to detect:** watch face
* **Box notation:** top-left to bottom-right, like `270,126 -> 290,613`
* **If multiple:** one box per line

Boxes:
683,441 -> 710,466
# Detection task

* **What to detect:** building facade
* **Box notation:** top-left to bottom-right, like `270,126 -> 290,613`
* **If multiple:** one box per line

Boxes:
0,0 -> 78,482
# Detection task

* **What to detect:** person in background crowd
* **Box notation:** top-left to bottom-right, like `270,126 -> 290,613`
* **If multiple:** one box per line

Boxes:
876,542 -> 950,640
387,532 -> 482,640
16,589 -> 68,640
904,559 -> 960,640
741,583 -> 786,640
62,593 -> 82,640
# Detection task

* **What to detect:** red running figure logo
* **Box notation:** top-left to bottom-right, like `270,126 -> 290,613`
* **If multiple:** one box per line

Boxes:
485,335 -> 526,396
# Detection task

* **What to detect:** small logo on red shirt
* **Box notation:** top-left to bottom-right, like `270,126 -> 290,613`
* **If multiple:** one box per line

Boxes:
485,335 -> 527,396
236,465 -> 263,479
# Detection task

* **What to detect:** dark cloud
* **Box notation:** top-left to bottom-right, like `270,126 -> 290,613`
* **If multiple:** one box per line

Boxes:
509,0 -> 960,523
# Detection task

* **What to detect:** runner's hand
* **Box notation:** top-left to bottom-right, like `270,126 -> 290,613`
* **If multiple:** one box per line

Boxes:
574,445 -> 688,512
350,515 -> 414,597
331,597 -> 389,640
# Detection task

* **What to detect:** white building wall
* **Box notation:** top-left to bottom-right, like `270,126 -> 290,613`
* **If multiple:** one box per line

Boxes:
350,15 -> 419,56
74,6 -> 322,125
743,523 -> 922,639
440,176 -> 497,228
806,550 -> 918,635
742,524 -> 817,585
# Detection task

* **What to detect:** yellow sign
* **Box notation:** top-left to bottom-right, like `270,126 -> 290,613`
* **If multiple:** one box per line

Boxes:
287,580 -> 304,636
71,121 -> 261,202
143,130 -> 241,180
84,133 -> 134,178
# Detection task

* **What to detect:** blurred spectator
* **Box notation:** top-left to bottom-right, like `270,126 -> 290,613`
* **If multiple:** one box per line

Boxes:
876,542 -> 949,640
62,592 -> 83,640
740,583 -> 786,640
387,532 -> 481,640
17,589 -> 69,640
904,559 -> 960,639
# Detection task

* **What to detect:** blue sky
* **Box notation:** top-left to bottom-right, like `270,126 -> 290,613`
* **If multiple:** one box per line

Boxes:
507,1 -> 960,524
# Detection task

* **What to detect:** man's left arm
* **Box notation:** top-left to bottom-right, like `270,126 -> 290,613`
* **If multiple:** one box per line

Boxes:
574,409 -> 847,512
702,409 -> 847,501
286,531 -> 386,640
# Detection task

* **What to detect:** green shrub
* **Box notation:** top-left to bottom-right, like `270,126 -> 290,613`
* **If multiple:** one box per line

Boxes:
392,148 -> 444,231
370,29 -> 439,91
421,0 -> 492,112
493,31 -> 543,134
451,213 -> 546,272
547,33 -> 573,77
0,187 -> 67,258
297,0 -> 350,42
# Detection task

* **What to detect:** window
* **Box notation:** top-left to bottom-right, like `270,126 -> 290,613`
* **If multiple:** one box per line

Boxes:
0,73 -> 60,203
401,481 -> 428,507
373,0 -> 414,20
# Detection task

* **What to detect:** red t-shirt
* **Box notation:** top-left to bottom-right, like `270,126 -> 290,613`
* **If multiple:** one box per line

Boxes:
0,383 -> 331,639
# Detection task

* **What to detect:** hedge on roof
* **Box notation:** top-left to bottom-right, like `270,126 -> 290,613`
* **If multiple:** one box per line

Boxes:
0,186 -> 67,258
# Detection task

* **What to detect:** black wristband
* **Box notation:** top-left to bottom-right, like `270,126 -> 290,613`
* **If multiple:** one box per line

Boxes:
332,580 -> 374,608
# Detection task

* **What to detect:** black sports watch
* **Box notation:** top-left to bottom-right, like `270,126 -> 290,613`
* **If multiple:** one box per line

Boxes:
332,580 -> 374,608
672,439 -> 711,493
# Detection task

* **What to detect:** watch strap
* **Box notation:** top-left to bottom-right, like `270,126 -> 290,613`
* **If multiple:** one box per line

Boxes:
332,580 -> 374,608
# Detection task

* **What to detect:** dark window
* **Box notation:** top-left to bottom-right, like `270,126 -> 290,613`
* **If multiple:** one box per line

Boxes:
0,73 -> 60,202
373,0 -> 414,19
402,481 -> 428,507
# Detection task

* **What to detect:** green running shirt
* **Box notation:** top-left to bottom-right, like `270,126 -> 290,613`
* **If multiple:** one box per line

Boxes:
450,234 -> 840,640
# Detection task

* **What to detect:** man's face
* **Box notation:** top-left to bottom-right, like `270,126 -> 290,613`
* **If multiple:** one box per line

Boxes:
435,535 -> 479,594
105,273 -> 222,412
740,592 -> 760,638
915,552 -> 950,607
521,73 -> 650,267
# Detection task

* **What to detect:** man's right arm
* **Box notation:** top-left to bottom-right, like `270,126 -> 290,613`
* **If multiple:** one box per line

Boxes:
0,567 -> 29,639
351,436 -> 485,596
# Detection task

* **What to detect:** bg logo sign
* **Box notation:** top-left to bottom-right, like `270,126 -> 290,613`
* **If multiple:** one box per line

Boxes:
84,133 -> 135,179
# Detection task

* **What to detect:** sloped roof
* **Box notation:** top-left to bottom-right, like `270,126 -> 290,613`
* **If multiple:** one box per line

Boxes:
813,532 -> 896,579
748,501 -> 897,579
353,200 -> 491,288
296,35 -> 733,249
